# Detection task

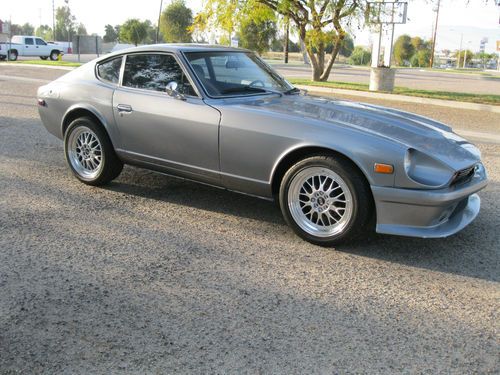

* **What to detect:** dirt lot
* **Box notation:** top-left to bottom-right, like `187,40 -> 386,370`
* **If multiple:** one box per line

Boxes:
0,66 -> 499,373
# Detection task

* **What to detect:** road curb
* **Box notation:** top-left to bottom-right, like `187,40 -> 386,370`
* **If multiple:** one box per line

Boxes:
295,85 -> 500,114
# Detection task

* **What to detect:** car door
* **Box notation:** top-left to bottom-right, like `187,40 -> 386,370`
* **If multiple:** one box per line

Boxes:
35,38 -> 50,56
23,37 -> 36,56
112,53 -> 221,183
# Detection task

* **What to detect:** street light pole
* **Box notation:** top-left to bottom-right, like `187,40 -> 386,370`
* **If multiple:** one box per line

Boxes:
429,0 -> 440,68
456,33 -> 463,68
52,0 -> 55,41
156,0 -> 163,44
65,0 -> 70,54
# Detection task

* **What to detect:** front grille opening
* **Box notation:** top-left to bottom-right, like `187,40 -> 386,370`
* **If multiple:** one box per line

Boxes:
450,165 -> 475,186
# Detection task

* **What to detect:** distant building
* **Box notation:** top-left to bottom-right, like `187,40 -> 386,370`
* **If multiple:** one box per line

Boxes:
0,20 -> 9,42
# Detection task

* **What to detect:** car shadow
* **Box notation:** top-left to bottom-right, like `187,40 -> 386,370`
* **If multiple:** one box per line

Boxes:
106,166 -> 284,226
106,166 -> 500,283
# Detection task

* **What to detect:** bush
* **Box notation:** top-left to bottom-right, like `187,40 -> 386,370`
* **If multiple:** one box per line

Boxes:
349,46 -> 371,65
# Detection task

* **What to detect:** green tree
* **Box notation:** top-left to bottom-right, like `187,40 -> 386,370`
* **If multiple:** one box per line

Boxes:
36,25 -> 53,40
453,49 -> 473,67
416,49 -> 431,67
143,20 -> 160,44
339,33 -> 354,57
55,6 -> 75,41
160,0 -> 192,43
475,52 -> 493,68
237,19 -> 277,54
119,19 -> 148,46
76,23 -> 87,35
348,46 -> 371,65
21,23 -> 35,35
103,24 -> 118,43
193,0 -> 366,81
393,34 -> 414,66
410,36 -> 429,52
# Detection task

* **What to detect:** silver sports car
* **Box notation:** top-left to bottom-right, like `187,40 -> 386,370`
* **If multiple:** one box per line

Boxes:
38,44 -> 488,246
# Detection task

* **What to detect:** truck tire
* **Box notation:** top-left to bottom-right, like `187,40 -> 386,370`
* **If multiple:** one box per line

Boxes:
40,56 -> 49,60
8,50 -> 18,61
50,50 -> 60,61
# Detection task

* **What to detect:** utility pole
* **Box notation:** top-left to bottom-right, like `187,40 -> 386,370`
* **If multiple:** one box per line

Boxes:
456,33 -> 463,68
52,0 -> 55,41
429,0 -> 441,68
156,0 -> 163,44
283,17 -> 289,64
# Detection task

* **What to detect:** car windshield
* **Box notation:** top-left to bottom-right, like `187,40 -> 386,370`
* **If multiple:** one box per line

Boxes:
184,51 -> 295,97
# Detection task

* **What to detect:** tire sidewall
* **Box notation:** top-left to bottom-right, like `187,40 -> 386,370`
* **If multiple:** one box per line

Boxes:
279,157 -> 365,246
8,50 -> 18,61
50,51 -> 59,61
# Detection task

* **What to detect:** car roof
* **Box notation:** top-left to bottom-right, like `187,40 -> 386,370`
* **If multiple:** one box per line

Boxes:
100,43 -> 250,61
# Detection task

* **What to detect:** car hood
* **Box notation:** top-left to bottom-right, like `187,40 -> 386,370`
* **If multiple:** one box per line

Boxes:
220,94 -> 480,169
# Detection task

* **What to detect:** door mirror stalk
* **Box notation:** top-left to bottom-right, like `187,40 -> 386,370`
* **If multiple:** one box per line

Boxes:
165,81 -> 186,101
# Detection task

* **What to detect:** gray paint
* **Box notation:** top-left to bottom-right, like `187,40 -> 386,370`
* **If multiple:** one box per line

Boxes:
37,44 -> 488,238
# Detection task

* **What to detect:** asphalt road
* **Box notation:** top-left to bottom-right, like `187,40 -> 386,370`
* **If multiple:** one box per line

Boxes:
271,63 -> 500,95
0,66 -> 499,374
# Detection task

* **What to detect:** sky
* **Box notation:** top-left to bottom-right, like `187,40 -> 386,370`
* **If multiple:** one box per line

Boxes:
2,0 -> 500,53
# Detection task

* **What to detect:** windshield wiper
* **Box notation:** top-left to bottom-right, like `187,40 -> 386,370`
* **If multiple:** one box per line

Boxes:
284,87 -> 300,95
220,86 -> 268,94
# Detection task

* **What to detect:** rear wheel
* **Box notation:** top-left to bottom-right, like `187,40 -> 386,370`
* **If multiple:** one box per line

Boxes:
279,155 -> 373,246
50,50 -> 60,61
8,50 -> 18,61
40,56 -> 48,60
64,117 -> 123,186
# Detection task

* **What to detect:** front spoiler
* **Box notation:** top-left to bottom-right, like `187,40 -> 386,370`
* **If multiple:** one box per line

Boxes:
371,164 -> 487,238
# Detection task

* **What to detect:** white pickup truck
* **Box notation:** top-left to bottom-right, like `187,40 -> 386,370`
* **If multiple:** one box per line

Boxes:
0,35 -> 62,61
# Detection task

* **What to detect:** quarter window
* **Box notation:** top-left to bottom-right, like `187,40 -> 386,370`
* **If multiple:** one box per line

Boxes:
122,54 -> 195,95
96,57 -> 123,84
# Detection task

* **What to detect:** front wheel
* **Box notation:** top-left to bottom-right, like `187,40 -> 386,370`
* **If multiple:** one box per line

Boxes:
279,155 -> 373,246
64,117 -> 123,186
50,50 -> 60,61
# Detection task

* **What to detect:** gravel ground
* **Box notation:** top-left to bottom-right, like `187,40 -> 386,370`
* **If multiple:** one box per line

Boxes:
0,66 -> 499,374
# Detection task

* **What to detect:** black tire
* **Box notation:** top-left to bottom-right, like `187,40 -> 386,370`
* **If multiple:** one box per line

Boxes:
279,155 -> 373,246
64,117 -> 123,186
40,56 -> 49,60
0,55 -> 6,61
50,50 -> 60,61
8,50 -> 18,61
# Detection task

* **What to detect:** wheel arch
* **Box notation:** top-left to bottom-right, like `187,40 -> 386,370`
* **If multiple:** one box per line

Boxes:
270,145 -> 373,197
62,105 -> 111,140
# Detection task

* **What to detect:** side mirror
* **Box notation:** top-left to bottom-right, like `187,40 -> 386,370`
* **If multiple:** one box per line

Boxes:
165,81 -> 186,100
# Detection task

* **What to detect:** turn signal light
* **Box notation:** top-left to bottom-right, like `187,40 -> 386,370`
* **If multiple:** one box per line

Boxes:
37,99 -> 46,107
374,163 -> 394,174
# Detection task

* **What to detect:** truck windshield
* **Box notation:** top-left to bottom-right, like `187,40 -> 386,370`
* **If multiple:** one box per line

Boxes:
184,51 -> 294,97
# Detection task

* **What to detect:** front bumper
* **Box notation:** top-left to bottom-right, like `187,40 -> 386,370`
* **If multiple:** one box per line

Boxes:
372,164 -> 488,238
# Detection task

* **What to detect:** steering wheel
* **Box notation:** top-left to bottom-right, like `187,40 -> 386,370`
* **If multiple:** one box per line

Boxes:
249,79 -> 265,88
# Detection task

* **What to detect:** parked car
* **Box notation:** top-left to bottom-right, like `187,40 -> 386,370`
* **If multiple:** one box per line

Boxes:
37,45 -> 488,246
0,35 -> 62,61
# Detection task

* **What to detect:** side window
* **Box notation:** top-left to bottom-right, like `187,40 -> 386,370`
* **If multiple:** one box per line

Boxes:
25,38 -> 34,45
36,38 -> 47,46
122,54 -> 196,96
96,57 -> 123,84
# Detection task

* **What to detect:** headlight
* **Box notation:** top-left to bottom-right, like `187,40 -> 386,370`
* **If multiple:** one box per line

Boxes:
404,148 -> 454,187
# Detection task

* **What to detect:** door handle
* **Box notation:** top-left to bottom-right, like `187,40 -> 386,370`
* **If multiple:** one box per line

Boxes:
117,104 -> 133,113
